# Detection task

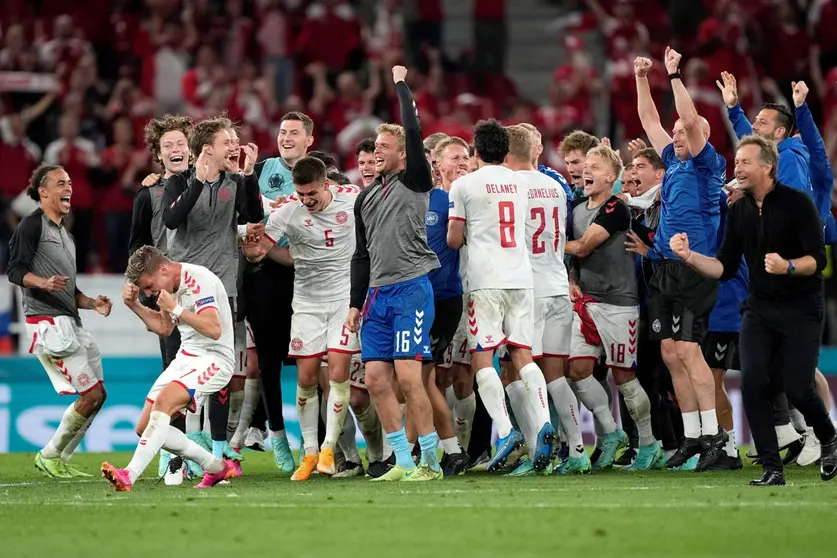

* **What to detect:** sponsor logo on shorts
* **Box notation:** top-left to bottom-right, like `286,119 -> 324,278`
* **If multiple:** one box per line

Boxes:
652,319 -> 661,333
196,296 -> 216,308
336,211 -> 348,224
291,338 -> 303,352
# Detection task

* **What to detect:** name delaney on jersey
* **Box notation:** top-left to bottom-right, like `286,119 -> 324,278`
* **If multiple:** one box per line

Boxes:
485,184 -> 519,194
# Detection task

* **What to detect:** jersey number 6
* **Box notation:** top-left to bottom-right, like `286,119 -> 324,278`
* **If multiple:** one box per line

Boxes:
498,201 -> 516,248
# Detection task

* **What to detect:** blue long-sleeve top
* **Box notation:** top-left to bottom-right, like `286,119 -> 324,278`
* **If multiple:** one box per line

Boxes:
794,102 -> 837,243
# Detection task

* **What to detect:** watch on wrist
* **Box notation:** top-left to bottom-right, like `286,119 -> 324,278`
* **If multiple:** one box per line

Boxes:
668,71 -> 682,81
787,260 -> 796,275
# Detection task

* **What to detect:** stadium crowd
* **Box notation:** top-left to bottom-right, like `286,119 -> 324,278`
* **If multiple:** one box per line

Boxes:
5,0 -> 837,488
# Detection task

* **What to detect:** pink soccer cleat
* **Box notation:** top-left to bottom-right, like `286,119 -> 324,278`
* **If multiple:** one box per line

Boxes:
230,460 -> 243,478
194,459 -> 235,488
101,462 -> 133,492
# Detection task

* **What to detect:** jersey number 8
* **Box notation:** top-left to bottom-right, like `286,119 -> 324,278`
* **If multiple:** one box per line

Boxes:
498,201 -> 516,248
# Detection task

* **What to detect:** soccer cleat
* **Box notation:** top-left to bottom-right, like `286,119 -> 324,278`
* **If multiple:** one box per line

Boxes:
187,431 -> 212,452
158,450 -> 172,478
403,463 -> 443,482
101,462 -> 132,492
165,456 -> 186,485
665,437 -> 702,469
333,460 -> 365,478
695,430 -> 729,472
820,435 -> 837,481
195,459 -> 236,488
35,452 -> 72,479
532,423 -> 556,472
244,427 -> 266,452
590,439 -> 603,466
223,443 -> 243,461
559,453 -> 592,475
371,464 -> 413,481
749,470 -> 786,486
615,447 -> 637,468
411,443 -> 421,465
797,428 -> 822,467
593,429 -> 629,470
628,442 -> 662,472
488,430 -> 524,472
707,452 -> 744,471
230,460 -> 243,478
317,448 -> 336,476
650,449 -> 669,470
441,452 -> 470,478
63,461 -> 93,478
291,454 -> 319,481
186,459 -> 203,478
366,458 -> 393,479
506,456 -> 536,477
467,450 -> 491,471
673,454 -> 699,471
272,436 -> 296,473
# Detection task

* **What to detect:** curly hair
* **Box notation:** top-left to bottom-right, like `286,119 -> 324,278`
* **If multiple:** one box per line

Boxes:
473,119 -> 509,164
143,115 -> 193,166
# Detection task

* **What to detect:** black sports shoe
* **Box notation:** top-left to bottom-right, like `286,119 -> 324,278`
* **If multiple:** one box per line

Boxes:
467,450 -> 490,470
411,443 -> 421,465
820,435 -> 837,481
707,451 -> 744,471
590,446 -> 602,466
366,460 -> 392,479
782,438 -> 805,465
749,470 -> 785,486
666,437 -> 702,469
442,451 -> 470,477
695,430 -> 729,472
614,447 -> 637,468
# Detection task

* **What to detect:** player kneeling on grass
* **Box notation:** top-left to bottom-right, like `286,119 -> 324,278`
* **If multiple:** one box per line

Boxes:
102,246 -> 237,491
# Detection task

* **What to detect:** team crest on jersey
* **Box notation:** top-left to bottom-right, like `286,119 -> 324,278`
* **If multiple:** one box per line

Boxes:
291,338 -> 303,351
425,211 -> 439,226
217,186 -> 233,203
268,173 -> 285,192
336,211 -> 348,224
652,319 -> 661,333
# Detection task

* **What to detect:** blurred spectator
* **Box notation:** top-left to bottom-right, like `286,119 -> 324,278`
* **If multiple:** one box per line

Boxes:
364,0 -> 403,66
0,24 -> 27,70
141,21 -> 190,115
257,0 -> 295,104
38,14 -> 94,85
551,36 -> 601,133
105,78 -> 156,145
296,1 -> 363,73
473,0 -> 507,88
402,0 -> 442,67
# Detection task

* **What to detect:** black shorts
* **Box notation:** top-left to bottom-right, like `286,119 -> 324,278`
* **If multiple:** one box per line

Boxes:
430,296 -> 463,366
648,260 -> 718,344
702,331 -> 740,371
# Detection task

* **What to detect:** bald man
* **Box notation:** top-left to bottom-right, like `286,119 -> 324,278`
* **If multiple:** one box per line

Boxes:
633,50 -> 729,472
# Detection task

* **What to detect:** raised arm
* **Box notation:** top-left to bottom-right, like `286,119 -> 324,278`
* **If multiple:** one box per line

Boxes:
716,71 -> 753,139
666,47 -> 707,157
350,189 -> 372,310
635,57 -> 672,155
162,172 -> 204,229
234,143 -> 265,223
793,81 -> 834,196
394,66 -> 434,193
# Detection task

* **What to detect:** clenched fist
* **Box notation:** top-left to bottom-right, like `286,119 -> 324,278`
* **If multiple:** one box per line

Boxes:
122,283 -> 139,307
792,81 -> 809,108
345,307 -> 361,333
669,232 -> 692,262
157,290 -> 176,313
392,65 -> 408,84
664,46 -> 682,74
634,57 -> 652,78
765,253 -> 790,275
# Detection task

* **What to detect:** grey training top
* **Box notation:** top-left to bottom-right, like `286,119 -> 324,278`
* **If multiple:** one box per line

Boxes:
8,208 -> 81,325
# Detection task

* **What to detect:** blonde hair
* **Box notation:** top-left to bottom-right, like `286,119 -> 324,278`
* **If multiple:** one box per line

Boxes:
506,125 -> 534,159
376,123 -> 406,151
423,132 -> 449,152
126,245 -> 168,284
434,136 -> 469,161
737,134 -> 779,180
586,145 -> 623,177
516,122 -> 542,144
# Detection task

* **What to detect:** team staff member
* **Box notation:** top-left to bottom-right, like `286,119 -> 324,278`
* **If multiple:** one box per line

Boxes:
671,135 -> 837,486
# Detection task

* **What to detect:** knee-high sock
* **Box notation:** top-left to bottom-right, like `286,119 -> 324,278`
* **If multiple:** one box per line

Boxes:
547,377 -> 584,457
60,407 -> 100,461
445,385 -> 456,419
519,363 -> 551,431
126,411 -> 172,483
230,378 -> 259,448
297,385 -> 319,455
226,389 -> 244,442
454,393 -> 476,449
419,431 -> 440,470
162,425 -> 223,474
575,375 -> 617,434
324,380 -> 350,448
355,403 -> 383,462
208,389 -> 230,446
185,407 -> 202,434
618,379 -> 654,446
506,380 -> 534,458
476,367 -> 513,439
42,404 -> 89,459
338,411 -> 361,463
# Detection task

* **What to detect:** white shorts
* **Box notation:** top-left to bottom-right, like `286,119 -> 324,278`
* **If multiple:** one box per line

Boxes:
569,302 -> 639,369
348,355 -> 366,390
234,319 -> 246,378
146,351 -> 234,413
533,295 -> 573,359
289,299 -> 361,358
25,316 -> 103,396
467,289 -> 534,353
449,295 -> 471,365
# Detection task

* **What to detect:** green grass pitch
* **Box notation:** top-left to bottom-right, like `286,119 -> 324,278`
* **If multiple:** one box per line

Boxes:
1,451 -> 835,557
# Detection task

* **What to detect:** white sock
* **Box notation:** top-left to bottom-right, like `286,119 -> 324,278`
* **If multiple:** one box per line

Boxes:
355,404 -> 383,462
126,411 -> 172,483
227,389 -> 244,442
454,393 -> 476,449
519,362 -> 551,430
724,428 -> 738,457
441,436 -> 461,455
230,378 -> 259,448
162,425 -> 223,474
476,367 -> 513,438
618,379 -> 655,446
547,377 -> 584,457
574,375 -> 617,434
506,380 -> 534,457
61,408 -> 100,461
296,384 -> 319,455
185,408 -> 202,433
445,385 -> 456,418
682,411 -> 701,439
700,409 -> 719,436
42,404 -> 89,459
789,407 -> 807,432
324,380 -> 350,447
338,411 -> 361,463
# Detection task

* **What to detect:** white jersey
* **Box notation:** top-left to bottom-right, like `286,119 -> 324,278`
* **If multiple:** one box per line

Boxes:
448,165 -> 533,291
265,185 -> 359,303
174,263 -> 234,368
520,170 -> 569,298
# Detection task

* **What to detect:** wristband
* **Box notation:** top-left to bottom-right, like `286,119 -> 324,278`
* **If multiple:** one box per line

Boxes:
172,304 -> 184,318
668,71 -> 682,81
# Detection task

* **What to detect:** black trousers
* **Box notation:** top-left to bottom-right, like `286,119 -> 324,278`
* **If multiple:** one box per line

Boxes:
739,294 -> 836,472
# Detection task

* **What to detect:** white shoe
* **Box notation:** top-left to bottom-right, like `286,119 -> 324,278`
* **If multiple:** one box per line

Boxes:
244,427 -> 266,452
164,457 -> 185,486
797,427 -> 821,467
746,424 -> 803,459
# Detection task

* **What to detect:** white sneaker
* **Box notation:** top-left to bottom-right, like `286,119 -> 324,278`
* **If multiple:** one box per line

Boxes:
797,427 -> 821,467
164,457 -> 185,486
746,424 -> 802,459
244,427 -> 266,452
